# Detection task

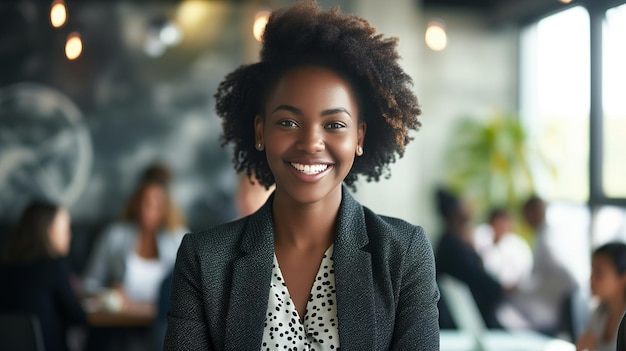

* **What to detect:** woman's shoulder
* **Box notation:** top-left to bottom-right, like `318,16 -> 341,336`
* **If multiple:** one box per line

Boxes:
362,206 -> 427,244
182,217 -> 250,252
359,207 -> 434,263
101,221 -> 135,238
91,222 -> 138,253
160,226 -> 189,239
5,258 -> 72,281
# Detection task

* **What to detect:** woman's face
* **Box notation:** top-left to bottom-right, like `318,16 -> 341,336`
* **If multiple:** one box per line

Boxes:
139,184 -> 167,231
491,215 -> 511,240
255,65 -> 366,205
48,208 -> 71,256
590,254 -> 626,302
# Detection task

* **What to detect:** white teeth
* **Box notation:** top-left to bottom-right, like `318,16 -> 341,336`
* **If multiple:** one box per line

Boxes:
290,162 -> 329,175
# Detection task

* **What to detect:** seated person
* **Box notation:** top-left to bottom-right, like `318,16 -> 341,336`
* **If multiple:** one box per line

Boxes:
153,172 -> 273,350
434,188 -> 504,329
618,310 -> 626,351
473,207 -> 533,291
577,242 -> 626,351
509,196 -> 577,336
82,163 -> 188,307
0,201 -> 86,351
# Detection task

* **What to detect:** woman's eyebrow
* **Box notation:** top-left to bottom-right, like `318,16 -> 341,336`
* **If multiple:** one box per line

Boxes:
271,105 -> 352,118
271,105 -> 301,115
321,108 -> 352,118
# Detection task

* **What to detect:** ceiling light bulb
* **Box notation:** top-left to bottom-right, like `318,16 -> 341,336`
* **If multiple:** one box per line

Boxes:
425,20 -> 447,52
50,0 -> 67,28
65,32 -> 82,60
253,10 -> 271,42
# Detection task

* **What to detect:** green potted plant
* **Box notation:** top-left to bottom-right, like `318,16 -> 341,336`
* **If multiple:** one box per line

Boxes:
444,113 -> 546,221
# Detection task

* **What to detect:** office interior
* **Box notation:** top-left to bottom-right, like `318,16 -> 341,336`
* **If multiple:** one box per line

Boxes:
0,0 -> 625,350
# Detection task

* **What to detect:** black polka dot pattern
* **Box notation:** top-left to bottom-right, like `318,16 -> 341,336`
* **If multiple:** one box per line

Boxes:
261,245 -> 340,351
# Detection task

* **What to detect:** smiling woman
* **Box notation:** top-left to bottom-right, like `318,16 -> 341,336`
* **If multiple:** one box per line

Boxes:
164,1 -> 439,350
255,66 -> 364,206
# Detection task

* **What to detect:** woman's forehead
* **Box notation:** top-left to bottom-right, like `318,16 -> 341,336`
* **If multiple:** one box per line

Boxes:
266,66 -> 358,106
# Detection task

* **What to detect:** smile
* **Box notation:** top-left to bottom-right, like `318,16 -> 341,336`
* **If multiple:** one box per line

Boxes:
290,162 -> 329,175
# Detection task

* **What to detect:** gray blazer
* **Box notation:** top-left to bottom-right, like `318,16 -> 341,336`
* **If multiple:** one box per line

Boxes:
165,187 -> 439,350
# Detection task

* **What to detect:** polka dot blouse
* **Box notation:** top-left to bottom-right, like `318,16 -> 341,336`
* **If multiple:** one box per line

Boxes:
261,245 -> 340,351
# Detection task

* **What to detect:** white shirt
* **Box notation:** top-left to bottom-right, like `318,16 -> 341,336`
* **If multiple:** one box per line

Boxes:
123,251 -> 168,303
261,245 -> 340,351
584,302 -> 626,351
510,225 -> 577,331
473,224 -> 533,289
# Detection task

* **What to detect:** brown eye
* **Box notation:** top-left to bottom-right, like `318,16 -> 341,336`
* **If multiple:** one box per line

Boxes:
278,120 -> 298,127
325,122 -> 346,130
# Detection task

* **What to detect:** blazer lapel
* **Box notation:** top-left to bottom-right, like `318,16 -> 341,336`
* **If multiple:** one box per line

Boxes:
333,188 -> 376,350
224,196 -> 275,350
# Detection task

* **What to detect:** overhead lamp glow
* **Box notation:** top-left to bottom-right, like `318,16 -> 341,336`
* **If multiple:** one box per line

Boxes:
65,32 -> 82,60
425,20 -> 447,51
253,10 -> 271,42
558,0 -> 573,3
50,0 -> 67,28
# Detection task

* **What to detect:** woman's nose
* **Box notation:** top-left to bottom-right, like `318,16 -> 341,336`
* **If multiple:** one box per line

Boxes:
296,126 -> 324,153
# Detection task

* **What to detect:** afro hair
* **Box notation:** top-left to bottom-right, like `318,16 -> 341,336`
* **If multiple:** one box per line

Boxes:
215,0 -> 421,190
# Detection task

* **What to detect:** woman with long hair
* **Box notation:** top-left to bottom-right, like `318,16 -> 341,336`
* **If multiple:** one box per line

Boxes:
0,201 -> 86,351
82,162 -> 187,306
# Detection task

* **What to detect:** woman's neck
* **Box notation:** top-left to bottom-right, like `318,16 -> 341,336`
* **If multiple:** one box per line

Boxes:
272,189 -> 341,251
136,227 -> 159,259
607,295 -> 626,317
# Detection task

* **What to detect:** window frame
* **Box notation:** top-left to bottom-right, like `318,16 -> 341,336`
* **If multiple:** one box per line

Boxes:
587,1 -> 626,208
520,0 -> 626,209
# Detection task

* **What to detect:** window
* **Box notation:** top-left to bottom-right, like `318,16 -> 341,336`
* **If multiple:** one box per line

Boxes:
593,206 -> 626,245
522,2 -> 626,249
519,7 -> 594,285
602,4 -> 626,198
520,7 -> 590,204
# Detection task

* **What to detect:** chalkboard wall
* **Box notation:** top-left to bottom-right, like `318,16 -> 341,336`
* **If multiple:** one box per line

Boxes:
0,1 -> 260,270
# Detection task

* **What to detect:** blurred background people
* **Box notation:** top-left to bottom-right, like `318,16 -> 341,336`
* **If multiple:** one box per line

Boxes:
0,201 -> 86,351
235,172 -> 274,218
153,172 -> 273,350
509,195 -> 578,337
434,188 -> 505,329
576,242 -> 626,351
473,207 -> 533,291
82,163 -> 187,351
82,162 -> 187,306
472,207 -> 536,330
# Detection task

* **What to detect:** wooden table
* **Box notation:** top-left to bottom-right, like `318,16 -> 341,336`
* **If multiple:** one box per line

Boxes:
85,299 -> 156,327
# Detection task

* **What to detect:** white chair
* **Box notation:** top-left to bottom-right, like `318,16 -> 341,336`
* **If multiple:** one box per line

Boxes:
438,275 -> 488,351
438,275 -> 576,351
